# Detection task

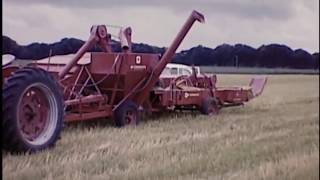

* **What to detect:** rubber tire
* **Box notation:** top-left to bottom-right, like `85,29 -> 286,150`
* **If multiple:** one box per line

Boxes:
200,97 -> 219,115
2,67 -> 64,153
114,100 -> 140,127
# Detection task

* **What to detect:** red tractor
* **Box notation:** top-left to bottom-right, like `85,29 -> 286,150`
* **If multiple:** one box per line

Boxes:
2,10 -> 266,153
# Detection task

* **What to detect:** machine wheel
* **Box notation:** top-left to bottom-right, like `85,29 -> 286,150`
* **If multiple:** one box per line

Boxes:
200,97 -> 219,115
114,100 -> 140,127
2,67 -> 64,153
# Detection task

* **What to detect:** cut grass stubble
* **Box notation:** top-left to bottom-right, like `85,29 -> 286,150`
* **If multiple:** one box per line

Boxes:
3,75 -> 319,180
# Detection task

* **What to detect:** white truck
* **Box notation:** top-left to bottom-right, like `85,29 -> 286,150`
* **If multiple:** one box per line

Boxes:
160,63 -> 201,78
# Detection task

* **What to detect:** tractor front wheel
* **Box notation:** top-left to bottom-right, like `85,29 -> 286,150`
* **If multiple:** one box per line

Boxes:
2,67 -> 64,153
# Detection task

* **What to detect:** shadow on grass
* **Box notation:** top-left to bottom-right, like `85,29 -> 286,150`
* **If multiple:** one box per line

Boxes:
64,110 -> 202,131
64,117 -> 115,131
149,110 -> 200,119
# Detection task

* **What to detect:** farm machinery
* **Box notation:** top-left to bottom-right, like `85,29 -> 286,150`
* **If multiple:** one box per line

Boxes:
2,10 -> 267,153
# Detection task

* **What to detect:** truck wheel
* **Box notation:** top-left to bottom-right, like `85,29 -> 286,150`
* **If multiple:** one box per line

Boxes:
2,67 -> 64,153
114,100 -> 140,127
200,97 -> 219,115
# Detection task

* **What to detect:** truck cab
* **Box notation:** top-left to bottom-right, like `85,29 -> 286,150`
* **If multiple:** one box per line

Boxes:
160,63 -> 201,78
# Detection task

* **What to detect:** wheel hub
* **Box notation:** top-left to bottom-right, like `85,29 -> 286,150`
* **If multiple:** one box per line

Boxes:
125,110 -> 136,125
19,87 -> 49,141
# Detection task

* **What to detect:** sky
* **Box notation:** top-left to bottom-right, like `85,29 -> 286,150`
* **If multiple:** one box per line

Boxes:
3,0 -> 319,53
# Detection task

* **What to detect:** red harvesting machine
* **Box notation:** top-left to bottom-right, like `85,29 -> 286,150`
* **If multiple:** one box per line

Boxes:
2,10 -> 267,153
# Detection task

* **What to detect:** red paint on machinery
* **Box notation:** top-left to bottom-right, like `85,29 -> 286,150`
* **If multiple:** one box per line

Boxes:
3,10 -> 267,127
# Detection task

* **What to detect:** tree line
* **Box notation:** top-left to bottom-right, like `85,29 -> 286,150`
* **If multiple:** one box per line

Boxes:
2,36 -> 319,69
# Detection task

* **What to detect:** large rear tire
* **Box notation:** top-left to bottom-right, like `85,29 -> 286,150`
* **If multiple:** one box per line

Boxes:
2,67 -> 64,153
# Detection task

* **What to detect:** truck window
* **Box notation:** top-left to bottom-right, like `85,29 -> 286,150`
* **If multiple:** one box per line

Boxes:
182,69 -> 192,75
162,67 -> 171,76
171,68 -> 178,75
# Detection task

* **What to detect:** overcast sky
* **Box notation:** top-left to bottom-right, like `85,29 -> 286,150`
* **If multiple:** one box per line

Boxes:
3,0 -> 319,53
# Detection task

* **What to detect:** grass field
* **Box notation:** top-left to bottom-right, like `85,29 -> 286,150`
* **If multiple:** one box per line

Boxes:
2,75 -> 319,180
200,66 -> 319,74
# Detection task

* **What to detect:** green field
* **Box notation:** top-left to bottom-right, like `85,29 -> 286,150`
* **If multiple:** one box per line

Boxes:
3,75 -> 319,180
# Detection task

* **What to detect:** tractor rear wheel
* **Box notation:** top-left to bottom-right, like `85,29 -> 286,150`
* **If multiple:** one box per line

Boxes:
114,100 -> 141,127
2,67 -> 64,153
200,97 -> 219,115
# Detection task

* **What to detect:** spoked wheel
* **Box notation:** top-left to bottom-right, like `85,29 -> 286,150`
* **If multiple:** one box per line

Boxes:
18,84 -> 59,145
3,67 -> 64,153
114,100 -> 141,127
200,97 -> 220,115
